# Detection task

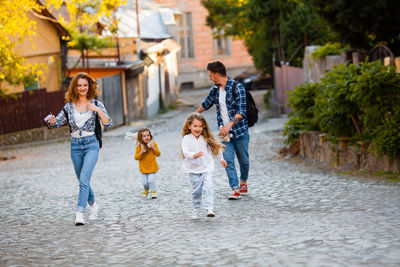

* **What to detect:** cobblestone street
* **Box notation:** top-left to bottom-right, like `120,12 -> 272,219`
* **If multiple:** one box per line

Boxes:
1,89 -> 400,266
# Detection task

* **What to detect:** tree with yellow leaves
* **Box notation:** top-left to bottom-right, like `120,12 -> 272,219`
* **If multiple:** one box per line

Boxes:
0,0 -> 126,95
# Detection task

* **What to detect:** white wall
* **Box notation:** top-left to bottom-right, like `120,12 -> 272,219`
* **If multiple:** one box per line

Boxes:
146,64 -> 160,118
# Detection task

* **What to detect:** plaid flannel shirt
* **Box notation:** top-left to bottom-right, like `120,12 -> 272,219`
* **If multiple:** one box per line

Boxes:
201,78 -> 248,138
48,99 -> 112,133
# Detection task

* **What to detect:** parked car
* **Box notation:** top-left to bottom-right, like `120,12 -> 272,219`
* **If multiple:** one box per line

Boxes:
234,72 -> 272,91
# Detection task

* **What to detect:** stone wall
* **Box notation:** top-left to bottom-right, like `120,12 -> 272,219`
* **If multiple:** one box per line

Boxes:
298,131 -> 400,173
0,126 -> 70,147
303,46 -> 346,83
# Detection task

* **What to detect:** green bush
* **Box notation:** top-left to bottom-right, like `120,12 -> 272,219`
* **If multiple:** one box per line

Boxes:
314,63 -> 361,138
374,115 -> 400,159
284,60 -> 400,159
311,42 -> 349,60
283,83 -> 321,144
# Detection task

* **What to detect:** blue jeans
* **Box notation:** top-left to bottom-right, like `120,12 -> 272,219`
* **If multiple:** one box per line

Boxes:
70,135 -> 99,213
141,172 -> 156,191
223,133 -> 249,190
189,172 -> 214,211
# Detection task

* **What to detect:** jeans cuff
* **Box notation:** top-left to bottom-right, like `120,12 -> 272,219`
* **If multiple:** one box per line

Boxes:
77,206 -> 86,213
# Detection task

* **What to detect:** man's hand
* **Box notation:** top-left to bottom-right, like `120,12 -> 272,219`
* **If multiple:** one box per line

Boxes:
220,160 -> 227,168
219,125 -> 231,137
193,152 -> 204,159
196,105 -> 205,113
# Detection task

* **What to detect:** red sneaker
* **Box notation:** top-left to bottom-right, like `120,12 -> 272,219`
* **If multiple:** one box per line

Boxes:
228,190 -> 241,200
239,184 -> 248,195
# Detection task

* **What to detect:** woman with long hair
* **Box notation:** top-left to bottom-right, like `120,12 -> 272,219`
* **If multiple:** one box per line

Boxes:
46,72 -> 112,225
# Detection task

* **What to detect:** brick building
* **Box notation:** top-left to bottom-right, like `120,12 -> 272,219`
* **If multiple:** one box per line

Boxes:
153,0 -> 255,89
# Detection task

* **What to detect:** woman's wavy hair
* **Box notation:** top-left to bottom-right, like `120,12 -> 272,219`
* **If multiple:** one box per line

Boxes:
65,72 -> 100,102
136,128 -> 153,146
181,112 -> 224,156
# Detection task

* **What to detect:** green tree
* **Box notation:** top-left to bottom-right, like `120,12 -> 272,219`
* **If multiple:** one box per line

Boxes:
312,0 -> 400,54
51,0 -> 126,71
201,0 -> 332,73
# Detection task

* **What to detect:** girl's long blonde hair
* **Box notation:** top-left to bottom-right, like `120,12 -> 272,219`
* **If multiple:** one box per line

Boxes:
182,112 -> 224,156
136,127 -> 153,145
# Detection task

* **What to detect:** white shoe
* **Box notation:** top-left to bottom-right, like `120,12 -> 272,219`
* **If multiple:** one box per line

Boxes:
75,211 -> 85,226
206,210 -> 215,217
191,208 -> 200,220
150,191 -> 157,199
88,203 -> 99,220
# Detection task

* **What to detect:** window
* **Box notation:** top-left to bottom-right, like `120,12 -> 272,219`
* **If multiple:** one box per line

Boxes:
175,12 -> 194,58
23,75 -> 39,91
213,31 -> 231,56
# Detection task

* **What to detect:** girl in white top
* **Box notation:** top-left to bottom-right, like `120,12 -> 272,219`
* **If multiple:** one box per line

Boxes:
181,113 -> 227,219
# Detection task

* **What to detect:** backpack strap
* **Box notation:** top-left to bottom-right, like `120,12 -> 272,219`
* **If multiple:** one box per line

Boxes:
94,99 -> 103,148
62,107 -> 72,133
231,80 -> 238,101
213,80 -> 239,100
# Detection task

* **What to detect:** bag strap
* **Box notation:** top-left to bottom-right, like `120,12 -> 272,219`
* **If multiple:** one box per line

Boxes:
231,80 -> 238,101
62,107 -> 72,133
213,80 -> 239,100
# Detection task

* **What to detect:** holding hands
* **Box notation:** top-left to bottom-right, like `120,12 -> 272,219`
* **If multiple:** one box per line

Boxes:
193,151 -> 204,159
220,160 -> 227,168
218,125 -> 231,137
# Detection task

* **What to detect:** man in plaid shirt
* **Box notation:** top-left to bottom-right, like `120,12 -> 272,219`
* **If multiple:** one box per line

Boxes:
196,61 -> 250,200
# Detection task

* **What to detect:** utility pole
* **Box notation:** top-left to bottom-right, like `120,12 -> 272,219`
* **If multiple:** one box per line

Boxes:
136,0 -> 141,60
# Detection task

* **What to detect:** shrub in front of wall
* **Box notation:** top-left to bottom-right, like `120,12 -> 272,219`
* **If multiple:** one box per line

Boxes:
348,61 -> 400,141
311,42 -> 349,60
314,63 -> 361,138
283,83 -> 321,144
373,114 -> 400,160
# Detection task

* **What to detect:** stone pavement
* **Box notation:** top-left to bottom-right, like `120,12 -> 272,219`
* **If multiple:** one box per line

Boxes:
1,89 -> 400,266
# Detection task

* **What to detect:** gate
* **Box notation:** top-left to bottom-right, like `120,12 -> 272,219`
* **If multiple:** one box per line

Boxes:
126,66 -> 146,122
101,74 -> 124,127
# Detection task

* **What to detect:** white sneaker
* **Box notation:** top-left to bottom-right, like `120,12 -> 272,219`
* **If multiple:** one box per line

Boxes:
75,211 -> 85,226
150,191 -> 157,199
206,210 -> 215,217
191,208 -> 200,220
88,203 -> 99,220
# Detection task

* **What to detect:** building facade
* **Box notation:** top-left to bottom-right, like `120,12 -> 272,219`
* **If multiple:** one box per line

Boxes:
153,0 -> 255,89
8,8 -> 69,94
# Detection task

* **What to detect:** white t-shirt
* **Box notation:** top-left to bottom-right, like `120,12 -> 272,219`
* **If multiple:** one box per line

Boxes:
71,109 -> 94,138
218,89 -> 230,126
181,134 -> 224,173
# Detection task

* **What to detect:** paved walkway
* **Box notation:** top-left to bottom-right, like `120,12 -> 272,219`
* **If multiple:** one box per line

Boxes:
1,89 -> 400,266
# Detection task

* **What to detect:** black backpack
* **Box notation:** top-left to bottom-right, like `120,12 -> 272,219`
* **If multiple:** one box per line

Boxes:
63,100 -> 103,148
213,80 -> 259,127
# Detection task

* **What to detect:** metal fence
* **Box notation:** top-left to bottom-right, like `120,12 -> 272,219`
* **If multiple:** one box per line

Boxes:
0,89 -> 66,135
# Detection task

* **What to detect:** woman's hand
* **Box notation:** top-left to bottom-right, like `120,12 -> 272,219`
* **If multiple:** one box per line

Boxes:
86,103 -> 100,112
193,152 -> 204,159
87,102 -> 110,125
49,115 -> 55,126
